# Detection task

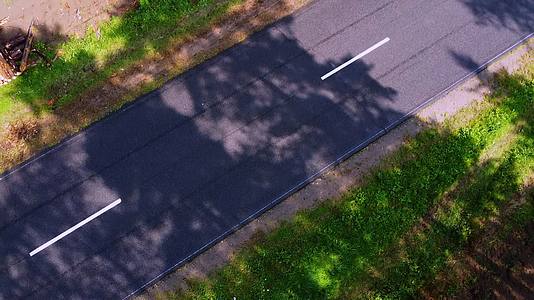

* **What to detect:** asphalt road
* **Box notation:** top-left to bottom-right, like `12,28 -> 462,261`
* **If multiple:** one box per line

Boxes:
0,0 -> 533,298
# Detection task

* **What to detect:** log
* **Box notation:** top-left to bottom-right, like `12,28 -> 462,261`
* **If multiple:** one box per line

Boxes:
19,19 -> 34,73
0,53 -> 15,82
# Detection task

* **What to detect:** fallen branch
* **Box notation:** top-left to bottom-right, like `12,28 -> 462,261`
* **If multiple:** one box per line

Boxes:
19,19 -> 35,73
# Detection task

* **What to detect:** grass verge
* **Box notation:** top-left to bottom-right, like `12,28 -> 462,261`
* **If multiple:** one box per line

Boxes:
0,0 -> 243,116
167,62 -> 534,299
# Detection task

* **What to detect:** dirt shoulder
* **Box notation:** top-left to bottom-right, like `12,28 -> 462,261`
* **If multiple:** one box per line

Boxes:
135,36 -> 534,300
0,0 -> 137,41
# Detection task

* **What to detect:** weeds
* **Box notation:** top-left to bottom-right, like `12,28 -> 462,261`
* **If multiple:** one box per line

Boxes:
6,118 -> 40,142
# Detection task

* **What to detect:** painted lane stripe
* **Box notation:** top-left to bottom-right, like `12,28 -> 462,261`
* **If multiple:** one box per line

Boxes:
29,198 -> 122,257
321,37 -> 390,80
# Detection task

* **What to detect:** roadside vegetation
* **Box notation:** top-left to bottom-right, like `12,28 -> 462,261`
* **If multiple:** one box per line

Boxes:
168,57 -> 534,299
0,0 -> 242,116
0,0 -> 302,173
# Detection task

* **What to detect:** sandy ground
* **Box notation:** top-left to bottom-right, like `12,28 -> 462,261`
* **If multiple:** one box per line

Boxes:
137,36 -> 533,299
0,0 -> 136,41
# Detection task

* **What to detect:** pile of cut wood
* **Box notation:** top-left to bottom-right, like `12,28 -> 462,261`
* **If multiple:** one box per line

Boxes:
0,17 -> 36,85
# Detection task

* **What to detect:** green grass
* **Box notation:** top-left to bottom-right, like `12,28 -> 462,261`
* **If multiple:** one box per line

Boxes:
0,0 -> 243,119
171,70 -> 534,299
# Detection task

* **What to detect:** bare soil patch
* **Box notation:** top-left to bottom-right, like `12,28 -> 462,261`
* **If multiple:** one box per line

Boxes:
464,221 -> 534,299
0,0 -> 137,42
421,185 -> 534,300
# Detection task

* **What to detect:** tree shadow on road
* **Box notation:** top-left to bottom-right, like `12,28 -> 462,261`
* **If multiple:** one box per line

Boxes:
0,13 -> 404,299
460,0 -> 534,34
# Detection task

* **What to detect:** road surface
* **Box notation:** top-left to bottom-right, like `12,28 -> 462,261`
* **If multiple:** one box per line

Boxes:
0,0 -> 533,298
